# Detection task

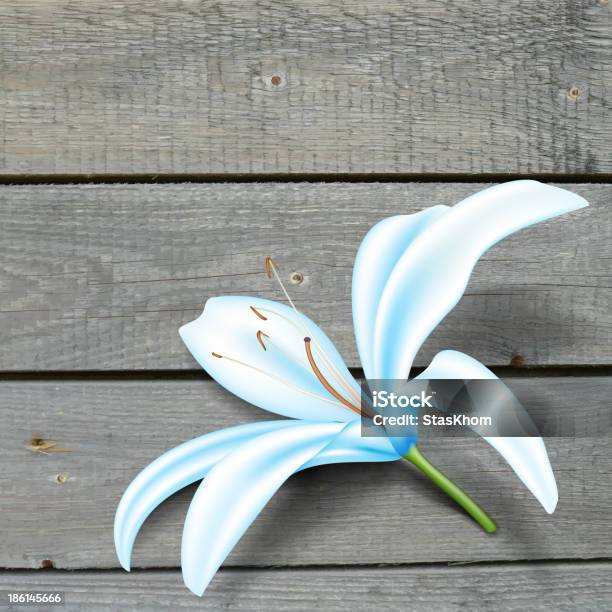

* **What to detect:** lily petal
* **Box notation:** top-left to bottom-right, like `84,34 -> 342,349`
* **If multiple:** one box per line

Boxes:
114,420 -> 301,571
372,181 -> 588,379
180,296 -> 361,422
301,419 -> 402,468
352,206 -> 449,379
181,421 -> 346,596
418,350 -> 558,513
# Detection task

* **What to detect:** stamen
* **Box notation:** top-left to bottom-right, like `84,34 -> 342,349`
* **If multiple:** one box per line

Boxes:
256,330 -> 269,351
209,350 -> 349,410
250,306 -> 268,321
304,337 -> 361,415
262,308 -> 361,403
264,256 -> 361,406
212,352 -> 223,358
265,256 -> 297,310
257,308 -> 361,407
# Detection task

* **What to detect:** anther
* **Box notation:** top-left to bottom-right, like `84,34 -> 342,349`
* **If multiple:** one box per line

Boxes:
256,330 -> 270,351
212,352 -> 223,359
250,306 -> 268,320
265,256 -> 277,279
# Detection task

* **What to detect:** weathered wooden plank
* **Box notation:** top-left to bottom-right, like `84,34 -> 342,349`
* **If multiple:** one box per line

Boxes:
1,1 -> 611,175
1,377 -> 610,569
0,563 -> 610,611
0,183 -> 609,371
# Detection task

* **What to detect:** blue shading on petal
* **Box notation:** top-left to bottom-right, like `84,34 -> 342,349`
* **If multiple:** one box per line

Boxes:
114,420 -> 301,571
300,420 -> 402,469
352,206 -> 449,380
417,350 -> 558,513
384,434 -> 416,458
181,421 -> 346,596
180,296 -> 361,422
372,181 -> 588,380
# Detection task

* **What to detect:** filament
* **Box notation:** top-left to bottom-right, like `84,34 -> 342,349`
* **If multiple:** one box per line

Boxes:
262,256 -> 362,406
254,325 -> 361,413
265,256 -> 297,311
210,351 -> 348,410
257,304 -> 361,406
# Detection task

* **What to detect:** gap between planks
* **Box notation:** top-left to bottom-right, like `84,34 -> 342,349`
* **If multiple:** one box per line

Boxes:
2,557 -> 612,572
3,173 -> 612,186
2,365 -> 612,382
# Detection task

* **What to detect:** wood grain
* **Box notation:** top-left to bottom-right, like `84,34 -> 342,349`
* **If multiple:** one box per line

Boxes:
1,1 -> 611,175
1,377 -> 610,569
0,182 -> 608,371
1,563 -> 611,611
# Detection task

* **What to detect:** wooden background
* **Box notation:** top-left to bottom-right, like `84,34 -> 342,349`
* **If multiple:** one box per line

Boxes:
1,1 -> 611,610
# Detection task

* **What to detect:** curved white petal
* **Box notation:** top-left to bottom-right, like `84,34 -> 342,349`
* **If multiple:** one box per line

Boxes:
300,419 -> 401,468
373,181 -> 588,379
418,350 -> 558,513
180,296 -> 361,422
181,421 -> 346,596
114,420 -> 300,570
352,206 -> 449,379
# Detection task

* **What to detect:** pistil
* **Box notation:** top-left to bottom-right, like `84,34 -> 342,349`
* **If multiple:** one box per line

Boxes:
304,337 -> 361,415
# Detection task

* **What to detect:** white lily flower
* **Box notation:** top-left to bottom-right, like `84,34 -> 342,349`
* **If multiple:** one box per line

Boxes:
114,180 -> 587,596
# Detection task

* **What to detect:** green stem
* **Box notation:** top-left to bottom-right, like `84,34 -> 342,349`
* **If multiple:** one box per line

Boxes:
403,445 -> 497,534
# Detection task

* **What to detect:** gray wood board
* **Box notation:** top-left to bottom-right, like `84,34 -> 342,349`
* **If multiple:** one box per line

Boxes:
1,377 -> 610,569
0,563 -> 610,611
0,182 -> 609,371
1,1 -> 611,175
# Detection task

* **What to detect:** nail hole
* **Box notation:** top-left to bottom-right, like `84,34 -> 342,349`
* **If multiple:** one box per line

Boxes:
270,75 -> 282,86
289,271 -> 304,285
55,474 -> 67,484
40,559 -> 54,569
567,86 -> 580,100
510,354 -> 528,367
